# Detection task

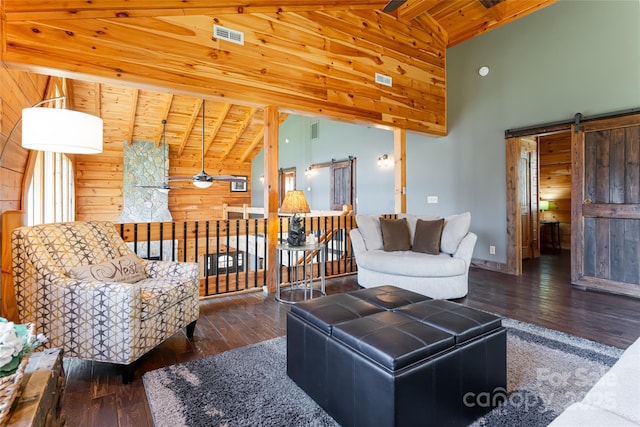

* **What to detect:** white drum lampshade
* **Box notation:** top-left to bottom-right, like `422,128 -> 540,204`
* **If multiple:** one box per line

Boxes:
22,107 -> 103,154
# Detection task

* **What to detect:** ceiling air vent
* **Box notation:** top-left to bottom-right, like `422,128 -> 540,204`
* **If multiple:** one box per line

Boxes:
375,73 -> 393,87
214,24 -> 244,45
310,120 -> 319,141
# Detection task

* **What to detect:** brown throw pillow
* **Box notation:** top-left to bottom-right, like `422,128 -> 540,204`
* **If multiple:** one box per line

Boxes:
379,218 -> 411,251
71,254 -> 147,284
412,218 -> 444,255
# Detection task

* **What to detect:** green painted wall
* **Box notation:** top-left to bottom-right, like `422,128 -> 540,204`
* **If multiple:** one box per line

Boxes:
254,0 -> 640,263
409,0 -> 640,262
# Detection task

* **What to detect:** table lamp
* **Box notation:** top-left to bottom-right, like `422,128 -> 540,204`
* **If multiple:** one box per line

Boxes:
280,190 -> 310,246
539,200 -> 549,220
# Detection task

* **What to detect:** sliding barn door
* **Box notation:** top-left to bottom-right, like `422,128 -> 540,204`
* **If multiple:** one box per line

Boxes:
572,113 -> 640,297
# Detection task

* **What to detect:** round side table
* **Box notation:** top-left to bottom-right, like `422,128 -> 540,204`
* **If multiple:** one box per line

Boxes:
275,242 -> 326,303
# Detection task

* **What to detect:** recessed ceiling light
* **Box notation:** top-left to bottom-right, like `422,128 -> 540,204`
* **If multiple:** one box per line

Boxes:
478,66 -> 490,77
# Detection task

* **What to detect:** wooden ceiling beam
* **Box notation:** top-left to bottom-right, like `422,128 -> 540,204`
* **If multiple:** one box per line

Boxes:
240,131 -> 265,163
203,103 -> 231,155
62,77 -> 74,109
154,93 -> 173,146
411,12 -> 448,49
240,113 -> 288,162
126,88 -> 138,145
486,1 -> 507,21
2,1 -> 389,21
220,107 -> 257,161
397,0 -> 438,22
93,82 -> 101,118
442,0 -> 557,47
178,98 -> 203,157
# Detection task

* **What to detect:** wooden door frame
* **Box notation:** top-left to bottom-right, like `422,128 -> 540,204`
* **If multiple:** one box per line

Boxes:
506,132 -> 564,274
506,137 -> 523,275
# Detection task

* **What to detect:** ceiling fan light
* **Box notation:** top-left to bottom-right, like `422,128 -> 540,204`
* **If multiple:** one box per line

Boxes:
193,180 -> 213,189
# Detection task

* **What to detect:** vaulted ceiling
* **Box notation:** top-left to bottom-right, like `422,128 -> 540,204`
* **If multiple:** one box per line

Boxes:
1,0 -> 555,163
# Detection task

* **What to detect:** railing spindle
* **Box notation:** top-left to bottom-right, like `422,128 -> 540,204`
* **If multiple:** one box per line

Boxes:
146,223 -> 151,260
171,222 -> 176,262
216,220 -> 220,295
133,223 -> 138,254
182,222 -> 188,262
116,212 -> 356,299
205,221 -> 210,297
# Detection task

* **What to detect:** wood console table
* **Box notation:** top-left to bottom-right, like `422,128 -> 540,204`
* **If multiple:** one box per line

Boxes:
6,348 -> 65,427
540,220 -> 561,251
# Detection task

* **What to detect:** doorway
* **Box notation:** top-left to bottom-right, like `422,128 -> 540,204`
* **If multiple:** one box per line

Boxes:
520,137 -> 538,261
506,130 -> 572,274
279,167 -> 296,205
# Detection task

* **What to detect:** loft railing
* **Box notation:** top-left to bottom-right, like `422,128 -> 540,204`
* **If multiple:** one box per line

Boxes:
116,215 -> 358,298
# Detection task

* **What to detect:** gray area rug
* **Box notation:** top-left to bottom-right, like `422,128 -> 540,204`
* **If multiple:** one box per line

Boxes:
143,318 -> 623,427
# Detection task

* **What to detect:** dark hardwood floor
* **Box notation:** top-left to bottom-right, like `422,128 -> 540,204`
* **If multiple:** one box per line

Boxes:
61,251 -> 640,426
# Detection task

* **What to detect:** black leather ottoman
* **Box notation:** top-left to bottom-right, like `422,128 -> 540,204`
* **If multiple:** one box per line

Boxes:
286,285 -> 506,427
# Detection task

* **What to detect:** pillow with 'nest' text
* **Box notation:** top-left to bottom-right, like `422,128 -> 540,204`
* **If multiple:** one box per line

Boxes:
71,253 -> 147,284
412,218 -> 444,255
379,218 -> 411,251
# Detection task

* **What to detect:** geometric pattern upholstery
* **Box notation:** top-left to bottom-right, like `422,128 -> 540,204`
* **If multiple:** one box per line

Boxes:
11,221 -> 199,365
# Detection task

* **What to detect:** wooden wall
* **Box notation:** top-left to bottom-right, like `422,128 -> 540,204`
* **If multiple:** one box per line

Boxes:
74,144 -> 252,222
1,67 -> 253,223
1,5 -> 447,136
0,65 -> 48,213
539,131 -> 572,250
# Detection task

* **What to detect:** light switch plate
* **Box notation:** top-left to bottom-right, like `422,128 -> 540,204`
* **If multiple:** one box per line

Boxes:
427,196 -> 438,204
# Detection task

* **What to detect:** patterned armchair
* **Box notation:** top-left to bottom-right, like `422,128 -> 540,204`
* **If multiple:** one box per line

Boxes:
11,221 -> 199,382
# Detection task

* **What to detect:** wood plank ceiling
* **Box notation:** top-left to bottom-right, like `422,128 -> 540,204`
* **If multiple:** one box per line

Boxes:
1,0 -> 555,164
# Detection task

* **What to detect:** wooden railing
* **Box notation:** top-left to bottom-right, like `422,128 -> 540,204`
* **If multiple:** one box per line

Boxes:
222,203 -> 354,219
117,215 -> 358,298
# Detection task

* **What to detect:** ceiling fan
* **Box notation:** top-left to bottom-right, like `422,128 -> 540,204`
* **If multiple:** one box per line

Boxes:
382,0 -> 407,12
168,99 -> 247,189
136,120 -> 191,193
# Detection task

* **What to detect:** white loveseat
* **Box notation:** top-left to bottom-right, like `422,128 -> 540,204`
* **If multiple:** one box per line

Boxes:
349,212 -> 477,299
549,336 -> 640,426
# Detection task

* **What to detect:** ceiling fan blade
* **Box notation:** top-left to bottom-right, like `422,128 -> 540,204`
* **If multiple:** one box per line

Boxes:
136,183 -> 193,191
167,176 -> 198,180
382,0 -> 407,12
209,175 -> 247,182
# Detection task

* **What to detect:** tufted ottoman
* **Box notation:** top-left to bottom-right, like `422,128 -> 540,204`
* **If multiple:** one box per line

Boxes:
286,285 -> 506,427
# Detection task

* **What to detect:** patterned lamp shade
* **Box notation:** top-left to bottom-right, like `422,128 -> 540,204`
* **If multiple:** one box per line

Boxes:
280,190 -> 310,214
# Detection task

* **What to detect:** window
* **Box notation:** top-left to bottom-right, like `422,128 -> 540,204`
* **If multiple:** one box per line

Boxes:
26,151 -> 75,225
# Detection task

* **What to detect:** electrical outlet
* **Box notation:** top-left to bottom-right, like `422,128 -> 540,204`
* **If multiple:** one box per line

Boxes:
427,196 -> 438,204
489,245 -> 496,255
